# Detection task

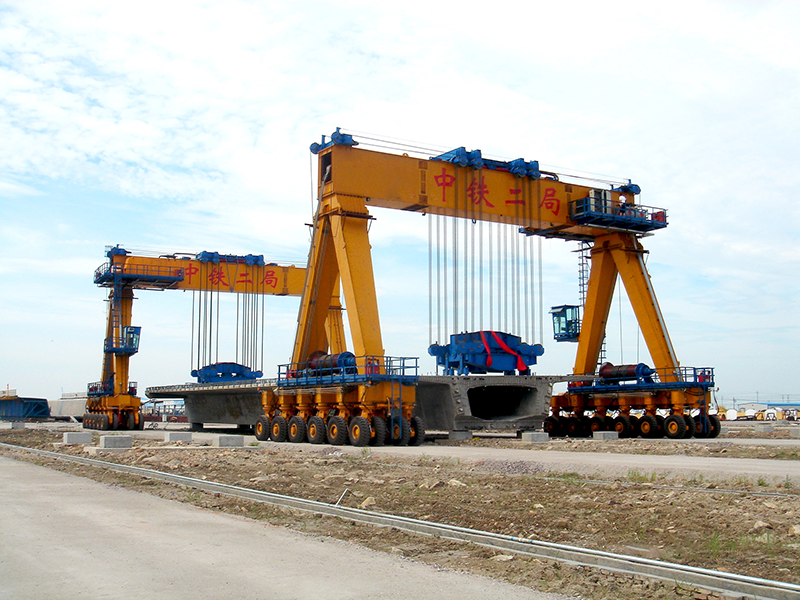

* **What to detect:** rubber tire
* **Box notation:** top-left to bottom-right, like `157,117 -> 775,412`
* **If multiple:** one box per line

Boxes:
664,414 -> 687,439
254,416 -> 270,441
348,416 -> 371,447
393,417 -> 411,446
100,414 -> 110,430
694,415 -> 710,438
127,412 -> 136,430
589,416 -> 606,433
655,415 -> 666,438
327,416 -> 348,445
111,413 -> 119,430
638,414 -> 658,438
682,414 -> 696,439
307,416 -> 327,444
565,416 -> 582,437
604,416 -> 616,431
628,415 -> 640,437
579,416 -> 592,437
270,415 -> 288,442
708,414 -> 721,438
288,416 -> 306,443
137,413 -> 145,430
543,416 -> 562,437
613,415 -> 633,438
409,415 -> 425,446
369,416 -> 387,446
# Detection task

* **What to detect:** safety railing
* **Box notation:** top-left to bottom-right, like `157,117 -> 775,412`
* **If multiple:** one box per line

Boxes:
568,365 -> 714,393
570,197 -> 668,233
277,355 -> 419,388
94,262 -> 185,287
87,380 -> 137,397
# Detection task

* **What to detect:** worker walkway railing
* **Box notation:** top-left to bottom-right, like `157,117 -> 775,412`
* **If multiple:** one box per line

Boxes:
277,355 -> 419,389
568,366 -> 715,394
94,262 -> 185,289
570,197 -> 668,233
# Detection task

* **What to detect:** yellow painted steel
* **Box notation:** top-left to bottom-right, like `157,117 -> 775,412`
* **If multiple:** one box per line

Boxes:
306,144 -> 680,385
91,250 -> 316,429
294,141 -> 705,434
321,144 -> 635,237
104,254 -> 306,295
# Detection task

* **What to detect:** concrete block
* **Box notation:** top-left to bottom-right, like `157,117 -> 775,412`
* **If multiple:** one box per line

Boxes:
1,421 -> 26,430
521,431 -> 549,443
755,425 -> 774,433
165,432 -> 193,443
448,430 -> 473,441
719,427 -> 729,435
593,431 -> 619,441
213,435 -> 244,447
99,435 -> 132,449
63,432 -> 93,444
789,428 -> 800,438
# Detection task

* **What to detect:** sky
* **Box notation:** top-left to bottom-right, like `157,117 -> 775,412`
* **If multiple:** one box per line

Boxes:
1,0 -> 798,407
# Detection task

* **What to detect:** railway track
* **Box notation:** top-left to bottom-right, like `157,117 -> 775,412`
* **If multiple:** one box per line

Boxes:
2,442 -> 799,600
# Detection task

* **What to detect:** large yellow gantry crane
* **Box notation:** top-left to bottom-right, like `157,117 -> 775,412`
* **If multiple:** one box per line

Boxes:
85,246 -> 311,430
266,129 -> 714,445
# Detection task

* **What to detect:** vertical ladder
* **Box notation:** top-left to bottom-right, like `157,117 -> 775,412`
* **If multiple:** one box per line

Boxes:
578,242 -> 606,367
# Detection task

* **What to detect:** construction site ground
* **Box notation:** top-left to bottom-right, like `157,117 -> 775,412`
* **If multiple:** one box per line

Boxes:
2,422 -> 799,600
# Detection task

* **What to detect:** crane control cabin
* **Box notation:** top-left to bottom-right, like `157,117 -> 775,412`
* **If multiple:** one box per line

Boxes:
272,129 -> 715,445
85,246 -> 312,430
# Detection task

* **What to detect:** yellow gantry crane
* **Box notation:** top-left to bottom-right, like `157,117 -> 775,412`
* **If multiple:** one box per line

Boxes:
265,129 -> 714,446
85,246 -> 316,430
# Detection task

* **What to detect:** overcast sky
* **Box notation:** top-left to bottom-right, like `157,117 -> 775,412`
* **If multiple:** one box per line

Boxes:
1,0 -> 798,407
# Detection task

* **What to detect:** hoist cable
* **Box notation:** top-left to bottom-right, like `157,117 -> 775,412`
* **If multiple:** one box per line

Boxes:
538,237 -> 544,346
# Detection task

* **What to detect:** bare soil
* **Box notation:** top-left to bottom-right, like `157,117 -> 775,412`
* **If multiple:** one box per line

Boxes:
2,427 -> 800,600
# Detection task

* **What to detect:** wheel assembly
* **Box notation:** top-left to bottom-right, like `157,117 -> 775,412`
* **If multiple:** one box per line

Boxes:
270,415 -> 288,442
664,414 -> 687,439
369,416 -> 387,446
327,415 -> 348,445
288,416 -> 306,443
254,415 -> 270,441
409,415 -> 425,446
348,416 -> 371,446
307,416 -> 327,444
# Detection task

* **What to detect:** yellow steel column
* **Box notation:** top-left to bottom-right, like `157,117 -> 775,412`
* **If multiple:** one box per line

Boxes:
329,197 -> 385,357
608,233 -> 681,378
573,236 -> 619,375
291,211 -> 341,364
113,287 -> 135,396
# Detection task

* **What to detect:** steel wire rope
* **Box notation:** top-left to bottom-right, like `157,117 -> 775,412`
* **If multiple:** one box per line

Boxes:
215,284 -> 220,364
618,274 -> 624,365
488,221 -> 493,331
428,212 -> 433,348
452,170 -> 459,336
537,237 -> 544,346
190,290 -> 195,373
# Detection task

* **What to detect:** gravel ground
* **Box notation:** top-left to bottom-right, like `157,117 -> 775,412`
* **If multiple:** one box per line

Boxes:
2,427 -> 799,599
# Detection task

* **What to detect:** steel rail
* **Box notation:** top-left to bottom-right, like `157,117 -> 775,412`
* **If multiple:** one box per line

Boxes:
2,442 -> 798,600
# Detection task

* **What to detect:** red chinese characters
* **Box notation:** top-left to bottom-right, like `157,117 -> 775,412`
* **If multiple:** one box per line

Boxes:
208,269 -> 228,287
184,264 -> 199,285
261,270 -> 278,288
507,188 -> 524,205
540,187 -> 560,216
434,168 -> 455,203
467,174 -> 493,208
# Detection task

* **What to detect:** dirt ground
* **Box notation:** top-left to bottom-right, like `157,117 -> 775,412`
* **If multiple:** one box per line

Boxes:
2,427 -> 799,600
